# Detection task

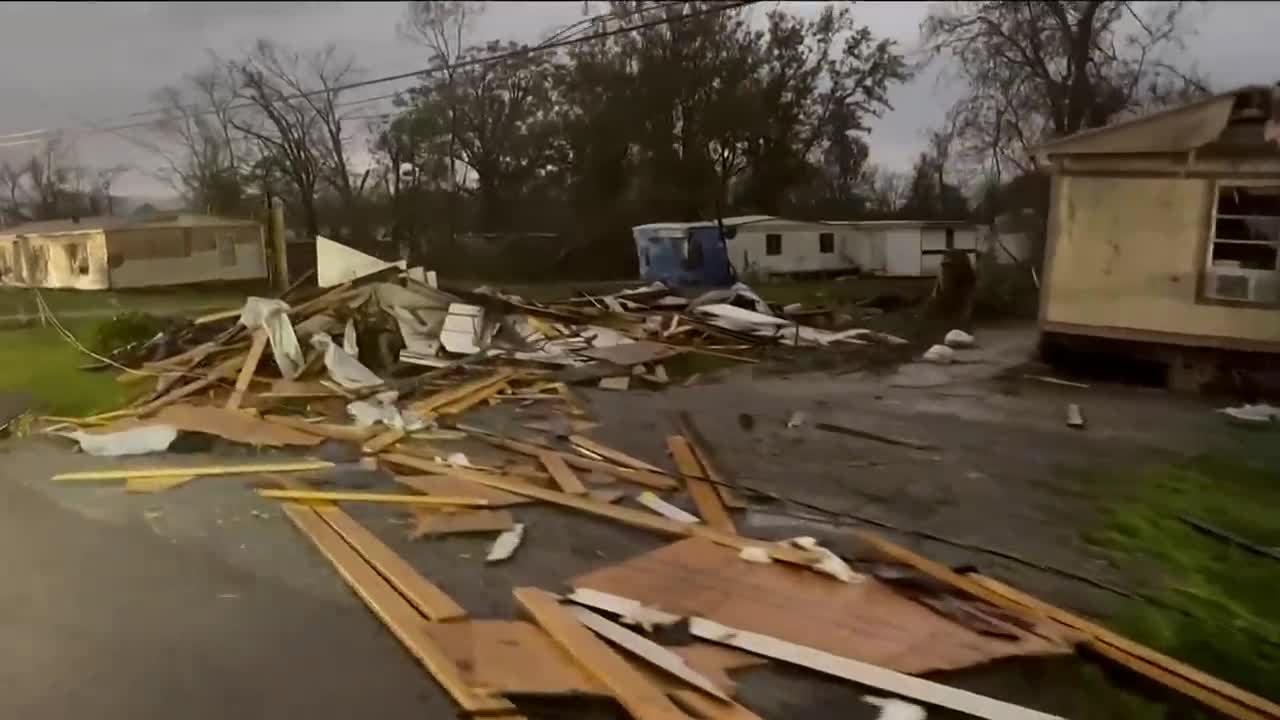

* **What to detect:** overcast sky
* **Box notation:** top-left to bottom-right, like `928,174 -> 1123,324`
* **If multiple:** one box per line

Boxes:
0,1 -> 1275,200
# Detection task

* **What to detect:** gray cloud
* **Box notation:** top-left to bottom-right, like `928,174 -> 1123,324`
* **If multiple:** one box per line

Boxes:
0,1 -> 1273,198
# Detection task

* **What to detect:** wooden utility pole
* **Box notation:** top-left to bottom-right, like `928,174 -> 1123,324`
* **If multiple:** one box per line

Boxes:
269,197 -> 290,291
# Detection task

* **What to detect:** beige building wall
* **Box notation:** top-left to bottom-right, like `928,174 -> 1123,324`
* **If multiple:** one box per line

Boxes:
1043,174 -> 1280,346
0,231 -> 110,290
106,224 -> 266,288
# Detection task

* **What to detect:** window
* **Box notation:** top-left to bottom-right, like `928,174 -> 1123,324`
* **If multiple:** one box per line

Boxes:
818,232 -> 834,254
684,234 -> 703,270
1204,184 -> 1280,303
945,227 -> 956,249
765,233 -> 782,256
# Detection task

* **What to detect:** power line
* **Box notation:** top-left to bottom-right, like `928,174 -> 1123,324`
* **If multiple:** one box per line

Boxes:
0,0 -> 751,148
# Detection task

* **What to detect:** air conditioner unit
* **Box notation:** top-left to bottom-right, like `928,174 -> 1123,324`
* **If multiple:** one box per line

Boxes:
1205,268 -> 1280,303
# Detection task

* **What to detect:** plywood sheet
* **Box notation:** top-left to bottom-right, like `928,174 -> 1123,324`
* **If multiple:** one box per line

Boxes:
572,538 -> 1070,676
410,509 -> 515,538
148,404 -> 324,447
424,620 -> 606,697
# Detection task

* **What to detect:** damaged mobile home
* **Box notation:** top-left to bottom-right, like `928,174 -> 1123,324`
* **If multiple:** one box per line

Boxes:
1037,84 -> 1280,387
0,213 -> 266,290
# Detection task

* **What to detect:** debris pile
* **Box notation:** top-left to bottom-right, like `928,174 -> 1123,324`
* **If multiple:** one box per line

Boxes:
34,268 -> 1278,720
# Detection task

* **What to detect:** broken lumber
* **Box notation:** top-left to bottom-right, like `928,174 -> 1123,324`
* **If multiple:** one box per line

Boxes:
256,489 -> 489,507
667,435 -> 735,534
678,413 -> 747,510
53,460 -> 333,482
468,432 -> 678,490
281,503 -> 518,715
571,606 -> 729,701
689,617 -> 1062,720
395,473 -> 533,507
379,452 -> 817,566
226,329 -> 268,410
570,434 -> 665,473
514,588 -> 689,720
262,414 -> 379,443
411,369 -> 518,415
970,575 -> 1279,720
637,491 -> 701,524
313,504 -> 467,621
539,451 -> 588,495
362,427 -> 406,455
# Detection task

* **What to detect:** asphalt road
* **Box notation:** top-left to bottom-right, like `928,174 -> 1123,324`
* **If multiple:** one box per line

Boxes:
0,458 -> 452,719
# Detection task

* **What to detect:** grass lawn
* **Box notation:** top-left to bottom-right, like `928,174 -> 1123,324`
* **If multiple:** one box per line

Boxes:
1081,439 -> 1280,705
0,284 -> 261,320
0,320 -> 137,417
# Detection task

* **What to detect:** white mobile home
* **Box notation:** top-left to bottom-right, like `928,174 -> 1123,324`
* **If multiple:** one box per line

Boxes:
723,216 -> 860,277
0,214 -> 267,290
828,220 -> 980,276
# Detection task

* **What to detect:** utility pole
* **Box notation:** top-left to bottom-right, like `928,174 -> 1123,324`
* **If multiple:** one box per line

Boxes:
268,197 -> 290,291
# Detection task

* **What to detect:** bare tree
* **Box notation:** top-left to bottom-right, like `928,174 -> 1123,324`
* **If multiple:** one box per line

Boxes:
26,138 -> 71,220
94,165 -> 130,216
0,162 -> 25,221
923,1 -> 1208,175
144,62 -> 247,214
401,1 -> 484,251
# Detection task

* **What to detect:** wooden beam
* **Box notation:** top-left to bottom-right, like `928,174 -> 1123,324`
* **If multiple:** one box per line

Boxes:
256,489 -> 489,507
971,575 -> 1277,720
411,370 -> 517,415
690,617 -> 1062,720
470,432 -> 677,490
281,503 -> 517,715
134,351 -> 248,417
226,330 -> 268,410
570,435 -> 665,473
667,435 -> 735,534
539,451 -> 587,495
362,427 -> 406,455
53,460 -> 333,482
571,606 -> 729,701
677,412 -> 747,509
380,452 -> 816,567
513,588 -> 689,720
312,504 -> 466,621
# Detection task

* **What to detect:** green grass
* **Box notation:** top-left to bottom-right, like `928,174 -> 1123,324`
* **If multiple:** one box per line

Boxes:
0,284 -> 261,320
0,320 -> 136,417
1081,449 -> 1280,705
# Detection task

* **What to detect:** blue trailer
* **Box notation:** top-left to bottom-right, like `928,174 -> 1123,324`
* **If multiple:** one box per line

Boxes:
632,220 -> 736,288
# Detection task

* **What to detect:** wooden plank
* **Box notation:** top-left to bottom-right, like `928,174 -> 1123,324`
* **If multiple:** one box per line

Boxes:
667,435 -> 735,534
971,575 -> 1277,720
570,435 -> 664,473
121,351 -> 248,419
395,474 -> 533,507
257,489 -> 489,507
423,620 -> 607,697
539,451 -> 588,495
263,414 -> 379,443
410,509 -> 515,538
124,475 -> 197,493
280,503 -> 517,715
411,370 -> 518,415
362,427 -> 406,455
380,452 -> 818,567
637,491 -> 701,524
572,606 -> 729,700
513,588 -> 689,720
312,504 -> 466,621
471,433 -> 678,490
226,330 -> 268,410
678,413 -> 747,509
689,617 -> 1064,720
53,460 -> 333,482
147,404 -> 325,447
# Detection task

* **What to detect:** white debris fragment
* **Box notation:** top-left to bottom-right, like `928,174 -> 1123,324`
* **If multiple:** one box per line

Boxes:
1218,403 -> 1280,423
1066,403 -> 1086,429
738,546 -> 773,564
342,319 -> 359,356
943,329 -> 975,348
445,452 -> 473,467
566,588 -> 682,631
60,425 -> 178,456
440,303 -> 487,354
239,297 -> 305,379
787,536 -> 863,584
486,523 -> 525,563
311,333 -> 383,389
786,410 -> 807,429
921,344 -> 955,364
864,696 -> 928,720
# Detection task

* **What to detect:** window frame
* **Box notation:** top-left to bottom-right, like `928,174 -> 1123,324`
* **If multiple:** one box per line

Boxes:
765,233 -> 782,256
1200,180 -> 1280,307
818,232 -> 834,254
